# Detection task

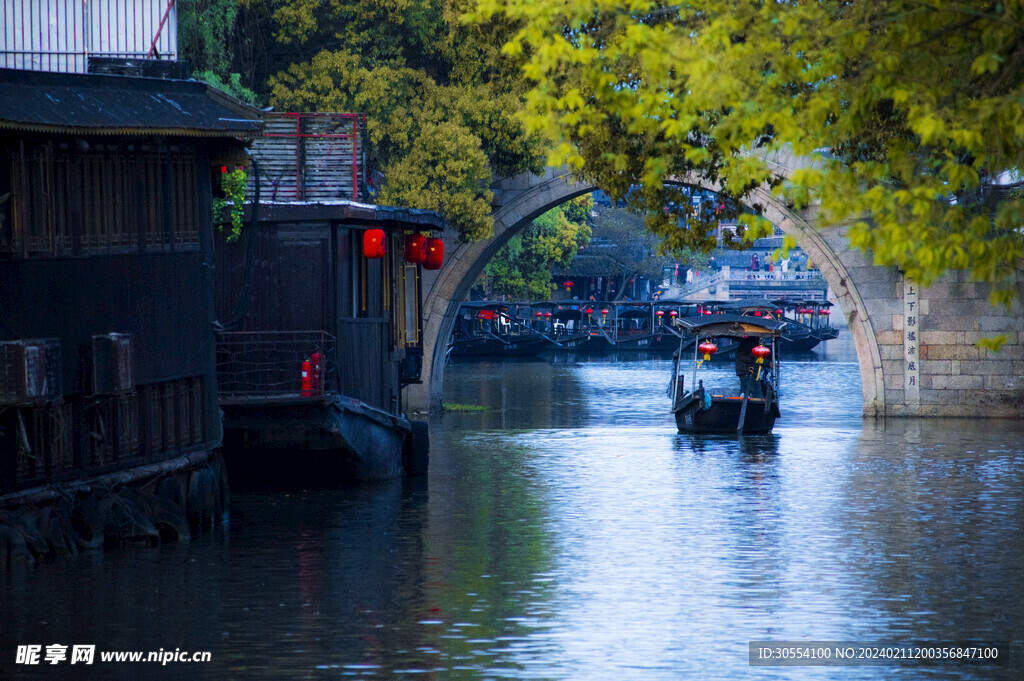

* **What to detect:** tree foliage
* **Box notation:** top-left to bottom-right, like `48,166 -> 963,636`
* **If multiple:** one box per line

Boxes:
472,0 -> 1024,303
178,1 -> 259,103
482,196 -> 593,299
579,203 -> 670,284
179,0 -> 239,76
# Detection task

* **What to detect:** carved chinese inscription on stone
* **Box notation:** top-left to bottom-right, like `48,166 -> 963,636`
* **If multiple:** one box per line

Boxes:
903,279 -> 920,403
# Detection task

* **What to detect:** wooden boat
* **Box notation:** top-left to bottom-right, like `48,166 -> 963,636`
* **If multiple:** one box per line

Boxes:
669,314 -> 786,434
710,299 -> 819,352
529,302 -> 593,351
651,301 -> 701,351
611,303 -> 659,350
449,303 -> 549,358
214,201 -> 441,484
770,299 -> 840,351
569,304 -> 617,353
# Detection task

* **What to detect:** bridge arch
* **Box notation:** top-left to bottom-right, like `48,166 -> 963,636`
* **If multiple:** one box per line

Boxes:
405,166 -> 886,416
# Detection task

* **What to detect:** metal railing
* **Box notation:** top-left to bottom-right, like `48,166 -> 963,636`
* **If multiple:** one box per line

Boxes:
1,0 -> 177,73
215,331 -> 336,401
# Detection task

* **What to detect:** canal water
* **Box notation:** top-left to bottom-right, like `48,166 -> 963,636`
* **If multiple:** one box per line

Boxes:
3,333 -> 1023,680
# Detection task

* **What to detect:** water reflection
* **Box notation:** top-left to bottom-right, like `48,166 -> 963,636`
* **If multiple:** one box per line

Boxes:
2,334 -> 1022,680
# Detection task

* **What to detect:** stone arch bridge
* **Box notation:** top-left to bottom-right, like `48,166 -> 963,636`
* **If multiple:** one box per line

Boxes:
404,154 -> 1024,418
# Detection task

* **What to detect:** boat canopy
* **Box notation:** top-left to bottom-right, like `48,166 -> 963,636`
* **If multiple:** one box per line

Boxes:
771,298 -> 833,309
529,300 -> 587,309
462,302 -> 512,309
674,313 -> 787,338
617,308 -> 649,319
715,299 -> 778,313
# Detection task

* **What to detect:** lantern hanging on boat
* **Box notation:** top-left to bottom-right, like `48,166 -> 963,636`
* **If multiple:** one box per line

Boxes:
362,229 -> 386,259
698,340 -> 718,361
404,234 -> 427,263
821,309 -> 831,316
752,344 -> 771,364
775,309 -> 783,316
668,309 -> 678,318
563,280 -> 574,290
423,238 -> 444,270
655,310 -> 664,318
600,308 -> 609,321
544,312 -> 552,319
533,311 -> 542,318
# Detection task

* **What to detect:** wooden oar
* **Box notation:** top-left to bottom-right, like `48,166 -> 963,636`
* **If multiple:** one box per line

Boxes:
737,379 -> 750,433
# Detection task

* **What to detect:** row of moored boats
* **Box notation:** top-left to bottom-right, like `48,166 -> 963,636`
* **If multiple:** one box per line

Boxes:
449,299 -> 839,360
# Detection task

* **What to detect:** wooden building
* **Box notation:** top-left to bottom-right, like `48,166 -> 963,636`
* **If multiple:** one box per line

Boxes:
0,67 -> 261,495
213,144 -> 444,483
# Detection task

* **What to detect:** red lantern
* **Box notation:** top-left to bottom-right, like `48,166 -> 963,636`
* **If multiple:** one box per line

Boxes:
363,228 -> 386,259
698,341 -> 718,360
600,308 -> 609,317
584,307 -> 594,315
753,310 -> 762,316
655,310 -> 664,317
423,237 -> 444,270
544,312 -> 552,318
533,311 -> 542,318
775,309 -> 783,315
752,344 -> 771,364
563,280 -> 574,288
821,309 -> 831,316
404,234 -> 426,263
668,309 -> 678,317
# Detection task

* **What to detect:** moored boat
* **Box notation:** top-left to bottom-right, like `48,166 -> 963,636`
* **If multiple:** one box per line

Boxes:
529,302 -> 593,351
611,302 -> 659,350
449,303 -> 549,358
771,299 -> 840,351
651,301 -> 700,351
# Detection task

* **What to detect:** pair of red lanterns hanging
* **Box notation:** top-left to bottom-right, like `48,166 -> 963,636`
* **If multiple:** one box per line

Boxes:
696,341 -> 770,363
361,230 -> 445,270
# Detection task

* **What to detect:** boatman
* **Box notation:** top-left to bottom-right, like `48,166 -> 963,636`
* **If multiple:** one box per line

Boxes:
735,336 -> 762,396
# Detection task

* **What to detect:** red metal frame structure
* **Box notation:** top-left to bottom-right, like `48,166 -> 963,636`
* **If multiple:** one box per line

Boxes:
257,112 -> 367,201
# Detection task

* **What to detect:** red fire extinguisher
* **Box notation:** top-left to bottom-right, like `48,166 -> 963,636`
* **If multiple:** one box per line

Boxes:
311,352 -> 322,394
301,359 -> 312,396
